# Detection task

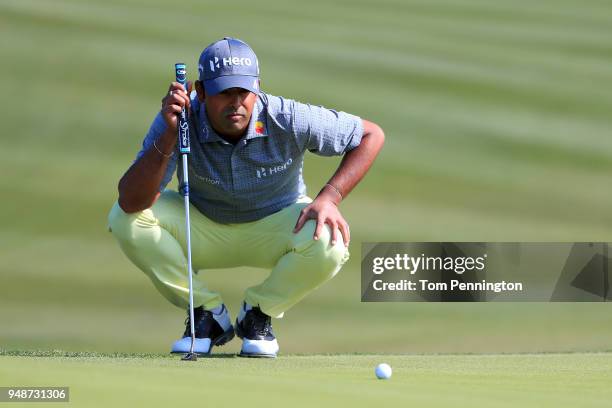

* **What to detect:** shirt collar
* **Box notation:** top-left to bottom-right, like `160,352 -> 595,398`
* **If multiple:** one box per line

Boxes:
196,101 -> 225,144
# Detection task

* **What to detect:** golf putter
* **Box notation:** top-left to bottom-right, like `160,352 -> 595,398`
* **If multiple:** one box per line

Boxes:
175,63 -> 197,361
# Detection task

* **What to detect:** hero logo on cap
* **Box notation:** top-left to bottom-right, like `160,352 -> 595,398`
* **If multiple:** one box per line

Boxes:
198,37 -> 260,96
209,56 -> 253,72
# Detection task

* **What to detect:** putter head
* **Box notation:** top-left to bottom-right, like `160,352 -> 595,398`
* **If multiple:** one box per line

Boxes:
182,352 -> 198,361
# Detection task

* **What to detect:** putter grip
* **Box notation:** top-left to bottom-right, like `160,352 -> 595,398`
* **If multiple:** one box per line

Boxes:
175,63 -> 190,154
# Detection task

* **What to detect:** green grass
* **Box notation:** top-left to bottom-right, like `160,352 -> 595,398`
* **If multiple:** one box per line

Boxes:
1,0 -> 612,366
1,350 -> 611,407
2,2 -> 612,403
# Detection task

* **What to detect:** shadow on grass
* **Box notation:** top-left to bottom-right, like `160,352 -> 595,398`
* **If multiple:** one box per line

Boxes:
0,349 -> 240,359
173,352 -> 238,359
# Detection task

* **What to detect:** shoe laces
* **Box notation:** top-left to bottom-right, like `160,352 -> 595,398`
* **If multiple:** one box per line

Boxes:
250,307 -> 272,336
183,307 -> 206,337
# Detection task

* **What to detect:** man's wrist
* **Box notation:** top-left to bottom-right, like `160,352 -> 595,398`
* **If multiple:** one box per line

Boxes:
317,184 -> 342,206
153,139 -> 174,158
325,183 -> 343,200
154,129 -> 177,156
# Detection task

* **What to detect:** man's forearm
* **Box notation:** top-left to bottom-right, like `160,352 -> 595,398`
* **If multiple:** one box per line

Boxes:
118,128 -> 177,213
319,119 -> 385,204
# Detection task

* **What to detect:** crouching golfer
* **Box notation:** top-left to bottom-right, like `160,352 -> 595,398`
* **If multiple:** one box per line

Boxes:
108,37 -> 384,357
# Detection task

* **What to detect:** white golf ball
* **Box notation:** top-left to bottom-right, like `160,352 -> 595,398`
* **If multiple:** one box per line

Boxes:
375,363 -> 392,379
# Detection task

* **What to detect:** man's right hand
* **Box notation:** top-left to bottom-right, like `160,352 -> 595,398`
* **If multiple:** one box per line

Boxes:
161,81 -> 192,131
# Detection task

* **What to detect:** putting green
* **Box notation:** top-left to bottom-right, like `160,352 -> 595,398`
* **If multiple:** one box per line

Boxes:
2,0 -> 612,363
1,351 -> 611,407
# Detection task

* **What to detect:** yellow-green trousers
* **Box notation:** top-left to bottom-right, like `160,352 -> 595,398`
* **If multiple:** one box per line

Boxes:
107,191 -> 349,318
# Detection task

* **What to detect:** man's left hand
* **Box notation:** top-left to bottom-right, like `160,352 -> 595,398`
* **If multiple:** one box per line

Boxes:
293,187 -> 349,247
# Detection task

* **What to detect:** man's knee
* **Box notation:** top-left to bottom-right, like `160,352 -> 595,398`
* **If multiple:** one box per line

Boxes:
107,201 -> 152,245
294,223 -> 350,276
108,201 -> 127,234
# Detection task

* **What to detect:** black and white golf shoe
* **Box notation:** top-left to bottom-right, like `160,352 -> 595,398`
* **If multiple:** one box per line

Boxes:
171,304 -> 234,355
235,302 -> 279,358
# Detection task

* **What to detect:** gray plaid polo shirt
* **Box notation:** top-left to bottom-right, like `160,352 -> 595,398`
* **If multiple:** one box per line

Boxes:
137,92 -> 363,223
